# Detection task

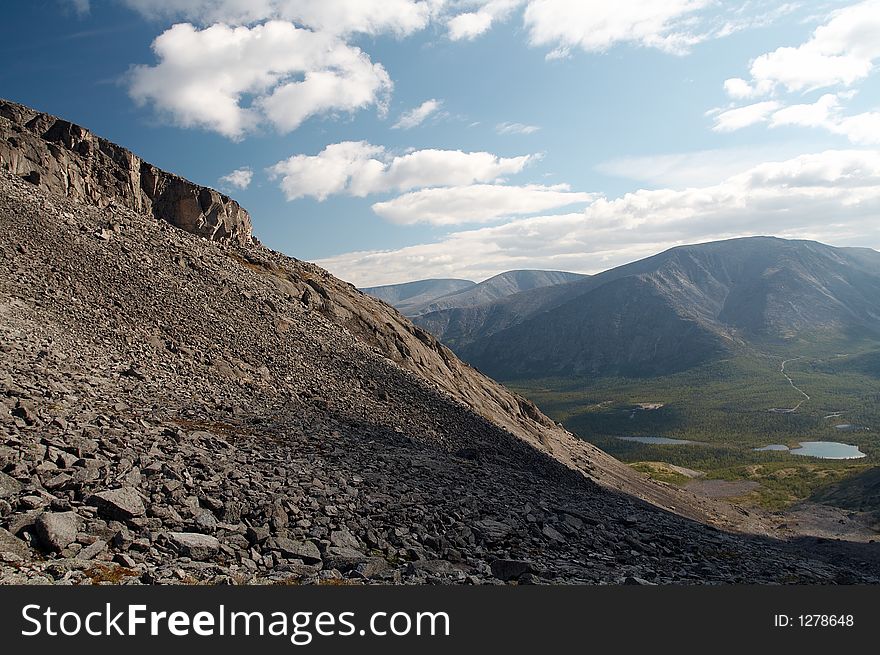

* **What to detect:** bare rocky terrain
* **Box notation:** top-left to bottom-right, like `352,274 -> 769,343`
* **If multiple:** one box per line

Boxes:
2,98 -> 880,585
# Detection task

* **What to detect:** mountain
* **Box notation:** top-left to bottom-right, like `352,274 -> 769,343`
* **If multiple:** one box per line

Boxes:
411,270 -> 585,316
361,278 -> 475,315
365,270 -> 584,317
1,98 -> 876,585
417,237 -> 880,380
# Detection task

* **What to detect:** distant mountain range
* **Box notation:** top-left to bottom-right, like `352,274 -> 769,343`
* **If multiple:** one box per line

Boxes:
379,237 -> 880,380
363,269 -> 585,316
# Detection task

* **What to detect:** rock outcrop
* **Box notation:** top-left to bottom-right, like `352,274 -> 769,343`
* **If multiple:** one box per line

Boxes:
0,99 -> 251,244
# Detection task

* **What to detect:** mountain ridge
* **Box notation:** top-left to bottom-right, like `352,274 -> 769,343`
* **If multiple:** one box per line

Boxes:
414,237 -> 880,379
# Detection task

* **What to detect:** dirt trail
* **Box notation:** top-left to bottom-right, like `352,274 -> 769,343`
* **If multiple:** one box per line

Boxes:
774,356 -> 810,412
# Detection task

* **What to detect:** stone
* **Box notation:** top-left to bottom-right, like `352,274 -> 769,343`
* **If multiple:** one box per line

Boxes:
0,471 -> 22,499
87,488 -> 146,520
35,512 -> 80,552
76,539 -> 107,561
329,528 -> 360,550
490,559 -> 537,581
323,546 -> 368,571
168,532 -> 221,560
542,524 -> 565,542
352,558 -> 393,579
270,537 -> 322,564
0,527 -> 30,558
6,510 -> 42,536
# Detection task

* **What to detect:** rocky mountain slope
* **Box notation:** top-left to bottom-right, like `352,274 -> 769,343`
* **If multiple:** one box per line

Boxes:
2,99 -> 878,584
366,270 -> 584,317
418,238 -> 880,379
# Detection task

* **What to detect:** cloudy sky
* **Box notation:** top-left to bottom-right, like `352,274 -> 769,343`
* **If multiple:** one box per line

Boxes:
3,1 -> 880,285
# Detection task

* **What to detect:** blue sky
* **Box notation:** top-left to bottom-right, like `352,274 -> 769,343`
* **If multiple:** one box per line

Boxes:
2,1 -> 879,285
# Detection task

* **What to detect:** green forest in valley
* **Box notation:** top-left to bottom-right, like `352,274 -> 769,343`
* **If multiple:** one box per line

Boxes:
508,346 -> 880,510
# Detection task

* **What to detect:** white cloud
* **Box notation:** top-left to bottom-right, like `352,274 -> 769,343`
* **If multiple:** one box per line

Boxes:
496,121 -> 541,135
316,149 -> 880,285
267,141 -> 538,201
522,0 -> 711,57
771,93 -> 880,145
445,0 -> 796,54
218,167 -> 253,190
730,0 -> 880,95
122,0 -> 440,36
721,76 -> 774,100
128,21 -> 391,139
393,99 -> 442,129
596,144 -> 825,188
447,0 -> 524,40
371,183 -> 595,225
710,100 -> 781,131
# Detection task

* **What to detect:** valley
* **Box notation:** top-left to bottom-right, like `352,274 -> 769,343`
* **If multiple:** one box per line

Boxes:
367,236 -> 880,534
508,346 -> 880,524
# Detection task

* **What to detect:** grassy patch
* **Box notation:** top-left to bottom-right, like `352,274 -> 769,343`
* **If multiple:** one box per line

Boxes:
630,462 -> 693,486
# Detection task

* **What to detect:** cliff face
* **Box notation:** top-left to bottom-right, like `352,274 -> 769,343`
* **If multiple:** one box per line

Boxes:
0,99 -> 252,245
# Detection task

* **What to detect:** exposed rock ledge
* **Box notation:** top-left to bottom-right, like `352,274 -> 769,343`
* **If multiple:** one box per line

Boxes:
0,98 -> 252,244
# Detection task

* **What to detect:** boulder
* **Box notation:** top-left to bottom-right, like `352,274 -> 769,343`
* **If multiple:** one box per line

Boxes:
169,532 -> 220,560
270,537 -> 322,564
0,527 -> 30,558
35,511 -> 80,552
490,559 -> 538,581
0,471 -> 22,499
87,488 -> 146,521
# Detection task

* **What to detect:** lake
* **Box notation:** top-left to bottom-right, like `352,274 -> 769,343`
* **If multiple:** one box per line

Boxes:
755,441 -> 866,459
617,436 -> 697,445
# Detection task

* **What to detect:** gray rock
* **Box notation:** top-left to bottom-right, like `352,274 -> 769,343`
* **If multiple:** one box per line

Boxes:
35,512 -> 80,552
0,527 -> 30,558
87,488 -> 146,520
168,532 -> 220,560
323,546 -> 367,571
76,539 -> 107,561
329,528 -> 360,550
0,471 -> 22,499
6,510 -> 42,536
270,537 -> 321,564
490,559 -> 537,581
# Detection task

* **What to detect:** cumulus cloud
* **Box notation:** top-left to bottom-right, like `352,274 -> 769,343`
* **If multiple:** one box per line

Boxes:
316,149 -> 880,285
218,167 -> 253,190
122,0 -> 440,36
523,0 -> 711,57
393,99 -> 442,129
127,21 -> 392,139
267,141 -> 538,201
447,0 -> 524,40
371,183 -> 595,225
445,0 -> 796,54
727,0 -> 880,95
496,121 -> 541,135
710,100 -> 781,132
770,93 -> 880,145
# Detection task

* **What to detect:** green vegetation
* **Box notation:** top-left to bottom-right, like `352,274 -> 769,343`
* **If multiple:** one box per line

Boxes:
507,345 -> 880,509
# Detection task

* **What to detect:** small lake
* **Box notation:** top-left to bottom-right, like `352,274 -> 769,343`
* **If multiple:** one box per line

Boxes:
755,441 -> 866,459
617,436 -> 697,445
